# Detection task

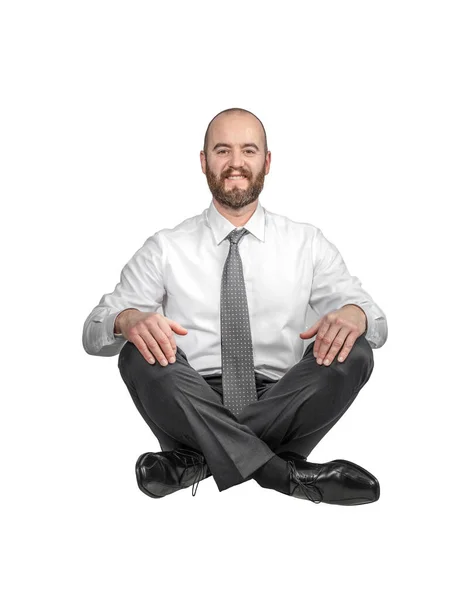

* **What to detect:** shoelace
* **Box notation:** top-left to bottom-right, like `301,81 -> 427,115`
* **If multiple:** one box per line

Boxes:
287,460 -> 323,504
172,447 -> 208,497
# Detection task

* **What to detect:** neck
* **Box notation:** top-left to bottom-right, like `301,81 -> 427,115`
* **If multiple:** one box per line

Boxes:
212,198 -> 258,227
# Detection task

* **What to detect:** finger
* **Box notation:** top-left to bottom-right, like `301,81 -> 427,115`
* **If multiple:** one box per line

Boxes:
166,318 -> 187,339
322,329 -> 350,366
313,321 -> 332,363
158,320 -> 178,355
147,320 -> 176,363
305,318 -> 322,339
131,333 -> 162,365
315,323 -> 342,365
311,321 -> 324,356
140,328 -> 174,366
335,331 -> 360,364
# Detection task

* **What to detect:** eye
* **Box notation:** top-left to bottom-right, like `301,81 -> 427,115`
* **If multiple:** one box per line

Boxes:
245,149 -> 255,154
217,150 -> 227,154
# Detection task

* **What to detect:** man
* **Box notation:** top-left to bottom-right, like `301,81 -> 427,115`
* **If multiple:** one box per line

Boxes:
83,107 -> 388,505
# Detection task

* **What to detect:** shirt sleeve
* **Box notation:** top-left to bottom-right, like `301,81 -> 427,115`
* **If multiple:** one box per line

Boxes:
309,228 -> 388,349
82,232 -> 166,357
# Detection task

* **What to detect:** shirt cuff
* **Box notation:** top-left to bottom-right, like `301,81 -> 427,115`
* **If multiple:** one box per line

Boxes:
106,311 -> 125,343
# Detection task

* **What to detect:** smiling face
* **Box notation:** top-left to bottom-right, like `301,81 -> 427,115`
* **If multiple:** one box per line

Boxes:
200,112 -> 271,211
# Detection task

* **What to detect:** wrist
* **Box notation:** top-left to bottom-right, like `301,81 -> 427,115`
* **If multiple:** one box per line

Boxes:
114,308 -> 139,335
341,304 -> 367,333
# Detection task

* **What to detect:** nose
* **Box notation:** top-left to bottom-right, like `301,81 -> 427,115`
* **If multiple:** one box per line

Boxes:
227,148 -> 245,169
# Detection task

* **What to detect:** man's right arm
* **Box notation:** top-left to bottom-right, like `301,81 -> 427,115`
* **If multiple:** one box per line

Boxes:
82,233 -> 166,357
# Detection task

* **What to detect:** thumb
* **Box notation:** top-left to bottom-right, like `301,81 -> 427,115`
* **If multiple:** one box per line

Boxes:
299,320 -> 320,339
167,319 -> 188,334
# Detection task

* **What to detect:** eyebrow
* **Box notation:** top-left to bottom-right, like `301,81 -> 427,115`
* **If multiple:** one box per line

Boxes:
212,142 -> 260,151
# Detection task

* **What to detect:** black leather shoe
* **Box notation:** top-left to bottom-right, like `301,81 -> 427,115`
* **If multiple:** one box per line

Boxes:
135,447 -> 211,498
278,451 -> 380,505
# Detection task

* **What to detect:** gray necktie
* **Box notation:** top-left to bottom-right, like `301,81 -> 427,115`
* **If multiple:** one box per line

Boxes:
220,227 -> 258,416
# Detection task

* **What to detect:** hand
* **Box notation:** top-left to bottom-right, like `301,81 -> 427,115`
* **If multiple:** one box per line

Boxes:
117,310 -> 188,366
299,304 -> 367,366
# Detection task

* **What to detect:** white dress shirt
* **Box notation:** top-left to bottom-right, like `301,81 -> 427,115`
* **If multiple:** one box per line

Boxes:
82,199 -> 388,381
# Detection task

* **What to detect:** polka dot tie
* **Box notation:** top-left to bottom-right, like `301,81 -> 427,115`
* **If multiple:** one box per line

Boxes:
220,228 -> 258,416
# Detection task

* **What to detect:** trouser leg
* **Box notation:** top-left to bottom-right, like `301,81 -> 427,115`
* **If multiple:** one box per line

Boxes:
118,342 -> 276,492
236,335 -> 375,458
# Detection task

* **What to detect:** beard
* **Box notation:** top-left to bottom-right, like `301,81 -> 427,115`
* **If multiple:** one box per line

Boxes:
205,161 -> 266,210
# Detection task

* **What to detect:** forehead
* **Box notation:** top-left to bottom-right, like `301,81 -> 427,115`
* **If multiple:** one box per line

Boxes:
209,113 -> 262,145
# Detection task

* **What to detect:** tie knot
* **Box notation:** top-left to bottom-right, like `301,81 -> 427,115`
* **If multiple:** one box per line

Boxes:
227,228 -> 249,246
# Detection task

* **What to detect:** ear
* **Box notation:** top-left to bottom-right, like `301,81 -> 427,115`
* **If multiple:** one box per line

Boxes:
200,150 -> 207,174
264,151 -> 272,175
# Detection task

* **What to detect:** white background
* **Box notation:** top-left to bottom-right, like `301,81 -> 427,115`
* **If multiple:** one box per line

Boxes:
1,1 -> 466,598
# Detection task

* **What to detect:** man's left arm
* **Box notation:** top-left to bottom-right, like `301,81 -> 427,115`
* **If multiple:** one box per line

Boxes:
300,227 -> 388,365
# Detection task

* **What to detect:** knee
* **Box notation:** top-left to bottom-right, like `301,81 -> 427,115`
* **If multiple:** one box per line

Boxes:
118,341 -> 135,384
118,341 -> 178,381
347,335 -> 374,382
118,341 -> 153,378
328,335 -> 373,377
351,335 -> 373,364
118,340 -> 135,374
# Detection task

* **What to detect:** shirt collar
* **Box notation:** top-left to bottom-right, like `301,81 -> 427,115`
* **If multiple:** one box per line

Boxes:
206,197 -> 266,245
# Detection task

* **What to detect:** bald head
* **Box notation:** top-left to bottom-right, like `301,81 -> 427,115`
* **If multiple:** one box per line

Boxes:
203,108 -> 268,157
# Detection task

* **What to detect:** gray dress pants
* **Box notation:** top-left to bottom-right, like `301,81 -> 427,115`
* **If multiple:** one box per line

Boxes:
118,335 -> 374,492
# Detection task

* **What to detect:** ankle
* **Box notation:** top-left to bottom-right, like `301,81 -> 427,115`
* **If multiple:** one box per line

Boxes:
252,455 -> 290,494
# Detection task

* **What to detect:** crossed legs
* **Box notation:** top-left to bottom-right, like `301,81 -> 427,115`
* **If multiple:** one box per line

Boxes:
118,335 -> 374,492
